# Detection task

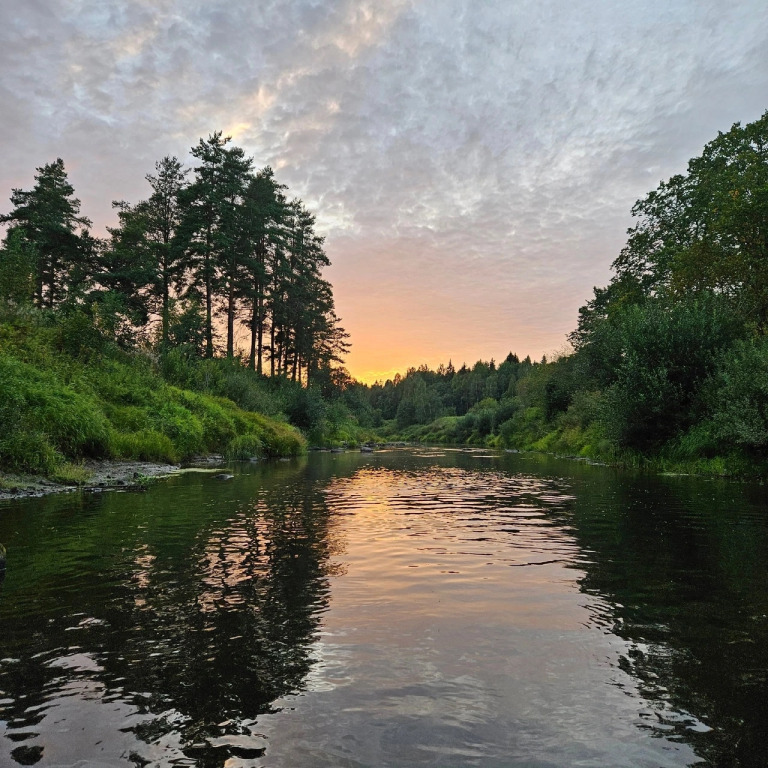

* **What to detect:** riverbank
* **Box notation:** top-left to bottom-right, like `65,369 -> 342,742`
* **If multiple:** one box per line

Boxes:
0,455 -> 243,501
0,307 -> 308,485
376,415 -> 763,480
0,460 -> 186,500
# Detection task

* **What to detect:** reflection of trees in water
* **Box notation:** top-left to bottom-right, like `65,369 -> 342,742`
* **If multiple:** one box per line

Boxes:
562,472 -> 768,767
0,463 -> 342,766
5,453 -> 768,766
114,472 -> 341,760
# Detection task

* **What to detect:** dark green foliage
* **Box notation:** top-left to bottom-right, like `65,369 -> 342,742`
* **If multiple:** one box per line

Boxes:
394,374 -> 444,428
165,298 -> 207,356
0,228 -> 36,303
469,398 -> 499,437
282,386 -> 327,432
4,115 -> 768,476
595,295 -> 743,449
609,111 -> 768,329
0,158 -> 92,308
2,137 -> 350,391
705,337 -> 768,451
368,113 -> 768,473
55,305 -> 107,359
543,356 -> 578,420
0,356 -> 110,469
176,132 -> 253,358
498,406 -> 544,449
0,308 -> 306,475
159,350 -> 283,416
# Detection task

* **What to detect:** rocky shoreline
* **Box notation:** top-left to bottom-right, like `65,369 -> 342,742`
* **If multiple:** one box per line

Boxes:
0,457 -> 227,502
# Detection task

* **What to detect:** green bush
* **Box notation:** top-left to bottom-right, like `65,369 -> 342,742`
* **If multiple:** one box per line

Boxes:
705,337 -> 768,451
469,399 -> 498,437
55,306 -> 106,359
598,295 -> 743,449
283,386 -> 326,432
498,406 -> 546,449
111,430 -> 177,463
0,431 -> 62,474
226,434 -> 264,461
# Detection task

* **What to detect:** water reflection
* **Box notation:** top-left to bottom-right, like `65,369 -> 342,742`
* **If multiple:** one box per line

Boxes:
562,471 -> 768,767
250,459 -> 698,767
0,451 -> 767,766
0,460 -> 338,766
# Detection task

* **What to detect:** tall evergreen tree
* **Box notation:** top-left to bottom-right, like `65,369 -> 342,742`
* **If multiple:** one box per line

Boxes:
236,167 -> 286,372
102,157 -> 189,349
176,133 -> 252,358
142,156 -> 188,348
0,159 -> 91,307
272,199 -> 337,381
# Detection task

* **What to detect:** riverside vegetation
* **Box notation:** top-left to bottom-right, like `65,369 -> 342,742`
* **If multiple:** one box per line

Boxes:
364,111 -> 768,477
0,132 -> 375,486
1,113 -> 768,482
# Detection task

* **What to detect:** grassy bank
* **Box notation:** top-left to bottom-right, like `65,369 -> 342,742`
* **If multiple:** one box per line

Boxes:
377,402 -> 765,480
0,308 -> 305,482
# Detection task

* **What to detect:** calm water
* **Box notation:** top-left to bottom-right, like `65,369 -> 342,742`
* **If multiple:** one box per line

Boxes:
1,448 -> 768,767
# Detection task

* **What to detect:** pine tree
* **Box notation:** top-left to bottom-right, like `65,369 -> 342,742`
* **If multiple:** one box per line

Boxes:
176,133 -> 252,357
143,156 -> 188,348
1,159 -> 91,307
236,167 -> 287,372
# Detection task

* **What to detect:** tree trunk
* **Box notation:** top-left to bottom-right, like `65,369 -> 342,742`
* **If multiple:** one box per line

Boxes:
270,321 -> 276,377
205,270 -> 213,357
249,300 -> 257,370
161,274 -> 170,350
204,224 -> 214,358
256,291 -> 264,375
226,271 -> 235,359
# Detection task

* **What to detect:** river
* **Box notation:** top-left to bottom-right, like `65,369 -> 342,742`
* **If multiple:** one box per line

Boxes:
1,448 -> 767,767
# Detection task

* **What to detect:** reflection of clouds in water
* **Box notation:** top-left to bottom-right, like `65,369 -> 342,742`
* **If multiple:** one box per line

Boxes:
252,461 -> 698,767
0,453 -> 760,765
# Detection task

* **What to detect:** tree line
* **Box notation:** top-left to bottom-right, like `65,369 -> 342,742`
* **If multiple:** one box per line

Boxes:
359,111 -> 768,469
0,132 -> 348,385
2,111 -> 766,465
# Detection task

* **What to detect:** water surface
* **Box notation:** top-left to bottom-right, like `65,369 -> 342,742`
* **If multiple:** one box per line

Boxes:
1,449 -> 767,766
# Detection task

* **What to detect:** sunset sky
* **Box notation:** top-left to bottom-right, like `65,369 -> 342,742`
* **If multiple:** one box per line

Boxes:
1,0 -> 767,383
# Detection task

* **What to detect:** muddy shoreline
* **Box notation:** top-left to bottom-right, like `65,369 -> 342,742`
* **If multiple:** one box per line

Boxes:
0,456 -> 227,501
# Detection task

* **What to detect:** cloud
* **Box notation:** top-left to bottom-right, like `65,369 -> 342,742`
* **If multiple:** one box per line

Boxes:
1,0 -> 766,380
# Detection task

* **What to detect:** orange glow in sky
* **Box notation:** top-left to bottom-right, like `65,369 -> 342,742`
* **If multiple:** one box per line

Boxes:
1,0 -> 764,387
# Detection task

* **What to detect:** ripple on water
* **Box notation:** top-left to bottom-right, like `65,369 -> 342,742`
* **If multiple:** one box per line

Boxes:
2,451 -> 762,766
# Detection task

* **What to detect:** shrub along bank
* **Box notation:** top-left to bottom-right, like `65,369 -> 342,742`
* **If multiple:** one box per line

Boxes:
0,308 -> 305,482
364,113 -> 768,478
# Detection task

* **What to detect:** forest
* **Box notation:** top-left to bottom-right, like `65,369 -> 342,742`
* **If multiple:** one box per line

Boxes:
0,132 -> 357,481
1,112 -> 767,480
370,111 -> 768,476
